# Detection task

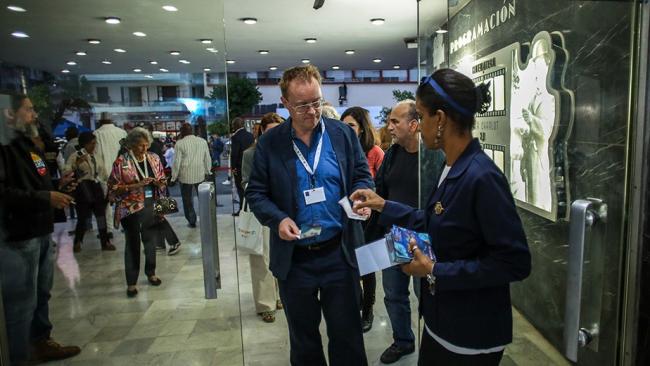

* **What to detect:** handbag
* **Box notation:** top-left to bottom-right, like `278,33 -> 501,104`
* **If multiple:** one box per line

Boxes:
153,188 -> 179,215
236,197 -> 263,256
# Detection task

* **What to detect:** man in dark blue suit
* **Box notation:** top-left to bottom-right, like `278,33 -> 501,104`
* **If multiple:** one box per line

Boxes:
246,65 -> 373,366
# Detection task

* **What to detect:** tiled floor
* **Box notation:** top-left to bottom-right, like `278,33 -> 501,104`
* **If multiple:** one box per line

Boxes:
42,183 -> 569,366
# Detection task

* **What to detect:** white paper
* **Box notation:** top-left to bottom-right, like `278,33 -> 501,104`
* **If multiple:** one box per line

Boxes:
355,238 -> 394,276
338,197 -> 369,221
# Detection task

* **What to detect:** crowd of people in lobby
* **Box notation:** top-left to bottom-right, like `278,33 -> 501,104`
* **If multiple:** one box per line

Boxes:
0,64 -> 531,366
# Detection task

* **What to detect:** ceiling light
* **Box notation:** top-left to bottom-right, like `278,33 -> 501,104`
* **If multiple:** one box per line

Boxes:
61,69 -> 70,74
373,58 -> 382,63
149,60 -> 158,65
269,66 -> 278,71
66,61 -> 77,66
11,31 -> 29,38
133,31 -> 147,37
169,51 -> 180,56
203,68 -> 211,72
104,17 -> 121,25
370,18 -> 385,25
258,50 -> 269,55
304,38 -> 317,43
144,74 -> 154,78
87,39 -> 101,44
179,59 -> 190,64
435,29 -> 448,34
162,5 -> 178,12
301,59 -> 310,64
226,60 -> 235,64
114,48 -> 126,53
200,39 -> 212,44
241,18 -> 257,25
76,51 -> 87,56
133,68 -> 142,72
7,5 -> 26,12
159,68 -> 169,72
393,65 -> 400,69
102,60 -> 112,64
206,48 -> 218,53
332,65 -> 340,70
345,50 -> 355,55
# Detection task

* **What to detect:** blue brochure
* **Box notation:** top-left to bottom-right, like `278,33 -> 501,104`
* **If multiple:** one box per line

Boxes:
385,225 -> 435,264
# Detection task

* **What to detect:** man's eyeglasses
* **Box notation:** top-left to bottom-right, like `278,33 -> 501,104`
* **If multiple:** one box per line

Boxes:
290,99 -> 323,114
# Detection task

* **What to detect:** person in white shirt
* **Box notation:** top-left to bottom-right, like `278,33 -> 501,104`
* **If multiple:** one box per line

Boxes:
163,143 -> 175,169
171,123 -> 211,227
94,116 -> 127,232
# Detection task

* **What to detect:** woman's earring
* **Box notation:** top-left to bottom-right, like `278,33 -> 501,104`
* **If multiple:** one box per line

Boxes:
435,124 -> 443,144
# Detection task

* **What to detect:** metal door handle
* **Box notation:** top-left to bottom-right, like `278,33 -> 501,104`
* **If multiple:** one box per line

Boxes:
563,198 -> 607,362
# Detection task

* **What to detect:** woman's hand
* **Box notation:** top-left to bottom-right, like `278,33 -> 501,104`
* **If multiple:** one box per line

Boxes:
401,239 -> 435,277
152,177 -> 166,188
350,189 -> 386,213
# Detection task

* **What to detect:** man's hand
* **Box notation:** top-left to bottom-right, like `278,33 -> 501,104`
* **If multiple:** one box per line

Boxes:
50,191 -> 74,209
401,238 -> 435,277
278,217 -> 301,241
58,171 -> 77,192
350,189 -> 386,213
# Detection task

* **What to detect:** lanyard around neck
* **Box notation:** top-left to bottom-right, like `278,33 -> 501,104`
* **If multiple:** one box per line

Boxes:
292,120 -> 325,177
129,151 -> 149,181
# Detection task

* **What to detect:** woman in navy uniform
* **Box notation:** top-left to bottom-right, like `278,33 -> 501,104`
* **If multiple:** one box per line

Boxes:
352,68 -> 531,365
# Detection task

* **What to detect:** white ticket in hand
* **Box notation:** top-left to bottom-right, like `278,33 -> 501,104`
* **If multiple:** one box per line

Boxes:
338,197 -> 369,221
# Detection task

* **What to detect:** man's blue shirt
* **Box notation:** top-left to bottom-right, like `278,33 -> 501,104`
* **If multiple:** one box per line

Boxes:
292,120 -> 343,245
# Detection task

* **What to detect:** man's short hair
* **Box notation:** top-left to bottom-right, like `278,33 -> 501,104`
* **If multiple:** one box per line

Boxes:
395,99 -> 418,123
279,65 -> 322,99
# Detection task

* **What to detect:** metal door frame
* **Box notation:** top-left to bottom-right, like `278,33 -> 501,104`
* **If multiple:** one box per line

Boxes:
620,1 -> 650,365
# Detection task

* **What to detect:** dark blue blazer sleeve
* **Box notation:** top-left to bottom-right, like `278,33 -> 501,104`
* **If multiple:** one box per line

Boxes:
378,200 -> 428,232
245,136 -> 289,231
433,169 -> 531,291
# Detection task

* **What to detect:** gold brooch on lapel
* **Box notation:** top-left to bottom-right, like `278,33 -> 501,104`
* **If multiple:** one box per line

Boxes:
434,202 -> 444,215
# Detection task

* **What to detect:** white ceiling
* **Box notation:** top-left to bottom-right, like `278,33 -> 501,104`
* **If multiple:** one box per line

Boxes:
0,0 -> 448,75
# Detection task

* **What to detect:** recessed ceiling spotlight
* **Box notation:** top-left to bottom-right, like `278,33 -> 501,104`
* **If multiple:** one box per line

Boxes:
269,66 -> 278,71
179,59 -> 190,64
61,69 -> 70,73
203,68 -> 211,72
331,65 -> 340,70
301,59 -> 310,64
370,18 -> 385,25
200,39 -> 212,44
240,18 -> 257,25
162,5 -> 178,12
169,51 -> 180,56
133,31 -> 147,37
104,17 -> 121,25
206,48 -> 218,53
258,50 -> 269,55
7,5 -> 26,12
11,31 -> 29,38
345,50 -> 355,55
304,38 -> 317,43
66,61 -> 77,66
76,51 -> 87,56
149,60 -> 158,65
159,68 -> 169,72
435,29 -> 448,34
393,65 -> 400,69
87,39 -> 101,44
226,60 -> 235,64
144,74 -> 154,78
114,48 -> 126,53
373,58 -> 382,63
101,60 -> 112,64
133,68 -> 142,72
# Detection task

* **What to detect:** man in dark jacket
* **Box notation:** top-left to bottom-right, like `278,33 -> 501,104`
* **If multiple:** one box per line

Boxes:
229,117 -> 254,216
246,65 -> 373,366
0,94 -> 81,365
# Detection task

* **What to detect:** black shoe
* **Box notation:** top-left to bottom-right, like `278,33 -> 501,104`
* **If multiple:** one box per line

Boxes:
188,223 -> 197,228
168,242 -> 181,256
361,312 -> 374,333
148,276 -> 162,286
380,343 -> 415,364
126,288 -> 138,298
